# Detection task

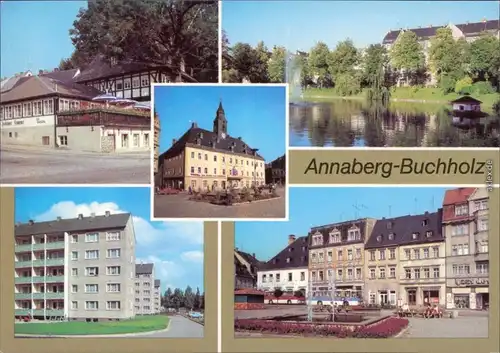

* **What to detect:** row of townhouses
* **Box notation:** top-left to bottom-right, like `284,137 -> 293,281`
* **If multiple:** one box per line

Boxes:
14,212 -> 162,321
245,188 -> 489,310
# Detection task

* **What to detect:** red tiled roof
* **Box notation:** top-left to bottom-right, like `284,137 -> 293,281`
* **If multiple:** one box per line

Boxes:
234,289 -> 265,296
443,188 -> 476,206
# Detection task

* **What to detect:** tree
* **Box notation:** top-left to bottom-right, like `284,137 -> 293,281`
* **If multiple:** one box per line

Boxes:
308,41 -> 331,87
389,31 -> 425,85
294,289 -> 305,298
468,33 -> 500,86
68,0 -> 218,82
273,287 -> 284,299
253,41 -> 270,83
172,288 -> 184,310
362,44 -> 389,86
184,285 -> 195,310
267,46 -> 286,83
328,39 -> 359,80
162,287 -> 173,308
231,42 -> 258,82
200,292 -> 205,310
193,287 -> 202,310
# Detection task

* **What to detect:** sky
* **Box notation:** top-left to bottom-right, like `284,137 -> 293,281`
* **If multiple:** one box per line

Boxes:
223,1 -> 500,51
14,187 -> 204,294
155,85 -> 287,162
235,187 -> 452,261
1,1 -> 86,78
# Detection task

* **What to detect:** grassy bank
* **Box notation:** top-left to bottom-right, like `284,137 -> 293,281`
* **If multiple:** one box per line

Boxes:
15,315 -> 169,335
301,87 -> 500,110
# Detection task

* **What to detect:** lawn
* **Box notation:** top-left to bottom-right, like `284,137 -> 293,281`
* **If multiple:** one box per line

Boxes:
301,87 -> 500,110
15,315 -> 169,336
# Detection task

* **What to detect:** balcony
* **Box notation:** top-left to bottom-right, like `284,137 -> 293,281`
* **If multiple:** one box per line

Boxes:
32,293 -> 45,300
15,277 -> 32,284
15,309 -> 31,316
45,242 -> 65,250
475,252 -> 489,262
399,276 -> 444,284
15,293 -> 32,300
15,244 -> 32,252
46,292 -> 64,299
32,258 -> 64,267
15,261 -> 32,269
45,276 -> 64,283
474,209 -> 488,217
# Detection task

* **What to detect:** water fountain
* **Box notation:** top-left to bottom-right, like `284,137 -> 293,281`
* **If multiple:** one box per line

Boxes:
306,277 -> 313,322
328,271 -> 336,322
285,52 -> 303,103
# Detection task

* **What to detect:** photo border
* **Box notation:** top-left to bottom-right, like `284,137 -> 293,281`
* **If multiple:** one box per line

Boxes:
222,187 -> 499,352
149,82 -> 290,222
0,188 -> 218,353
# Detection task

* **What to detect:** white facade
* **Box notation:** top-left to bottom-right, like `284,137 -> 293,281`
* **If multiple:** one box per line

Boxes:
452,102 -> 481,111
257,267 -> 308,294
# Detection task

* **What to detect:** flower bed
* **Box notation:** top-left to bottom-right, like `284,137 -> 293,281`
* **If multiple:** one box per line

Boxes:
189,187 -> 279,206
234,317 -> 409,338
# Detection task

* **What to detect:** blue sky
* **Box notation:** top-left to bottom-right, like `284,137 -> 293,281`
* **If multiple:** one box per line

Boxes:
155,85 -> 286,162
235,187 -> 452,261
15,187 -> 204,293
1,1 -> 86,78
223,1 -> 500,50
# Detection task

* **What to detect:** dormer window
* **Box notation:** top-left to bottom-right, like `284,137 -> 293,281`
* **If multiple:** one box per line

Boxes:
286,257 -> 291,263
273,258 -> 277,264
387,222 -> 392,229
311,231 -> 323,246
422,219 -> 428,226
426,231 -> 433,238
199,132 -> 204,139
347,227 -> 361,241
329,230 -> 341,244
412,232 -> 419,240
388,233 -> 394,240
288,247 -> 293,252
376,235 -> 382,242
196,138 -> 201,145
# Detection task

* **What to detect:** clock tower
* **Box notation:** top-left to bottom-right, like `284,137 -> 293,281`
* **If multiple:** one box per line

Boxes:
213,100 -> 228,139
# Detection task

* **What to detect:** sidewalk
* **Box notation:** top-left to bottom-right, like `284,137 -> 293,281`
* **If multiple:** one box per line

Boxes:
1,143 -> 149,157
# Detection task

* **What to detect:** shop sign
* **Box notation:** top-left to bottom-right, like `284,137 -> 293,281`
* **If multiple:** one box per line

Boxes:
14,119 -> 24,125
454,278 -> 489,287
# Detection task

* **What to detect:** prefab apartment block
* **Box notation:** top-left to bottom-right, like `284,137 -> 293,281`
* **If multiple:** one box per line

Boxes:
14,212 -> 136,321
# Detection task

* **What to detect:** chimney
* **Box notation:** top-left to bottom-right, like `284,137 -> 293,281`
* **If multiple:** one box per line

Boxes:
424,211 -> 429,215
252,253 -> 256,258
57,217 -> 62,221
90,212 -> 96,218
105,211 -> 110,217
191,122 -> 198,129
172,138 -> 177,146
38,69 -> 44,75
238,137 -> 242,140
29,220 -> 34,225
288,234 -> 296,245
482,18 -> 487,23
78,214 -> 83,220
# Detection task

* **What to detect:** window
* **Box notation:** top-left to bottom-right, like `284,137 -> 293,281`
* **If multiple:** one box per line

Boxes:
404,249 -> 411,259
23,102 -> 32,117
433,267 -> 440,278
329,231 -> 341,243
107,266 -> 121,275
132,77 -> 140,88
433,247 -> 439,258
379,267 -> 385,279
413,249 -> 420,259
85,267 -> 99,276
124,78 -> 131,89
337,269 -> 342,280
423,248 -> 429,258
71,268 -> 78,276
414,268 -> 420,279
288,272 -> 292,281
327,251 -> 333,262
107,249 -> 121,258
107,301 -> 121,310
71,285 -> 78,293
106,232 -> 121,241
405,268 -> 411,279
85,284 -> 98,293
141,76 -> 149,87
369,292 -> 376,304
85,233 -> 99,242
71,235 -> 78,243
474,200 -> 488,211
71,251 -> 78,260
355,248 -> 361,259
423,268 -> 430,278
476,262 -> 488,274
426,231 -> 432,237
276,273 -> 281,282
116,81 -> 123,90
388,233 -> 394,240
71,301 -> 78,310
370,268 -> 375,279
337,250 -> 343,259
369,250 -> 375,261
59,135 -> 68,146
454,204 -> 468,216
389,267 -> 396,278
347,229 -> 361,241
85,250 -> 99,259
85,301 -> 99,310
33,101 -> 43,115
347,249 -> 353,260
412,232 -> 418,239
452,224 -> 468,236
312,232 -> 323,246
106,283 -> 121,292
347,268 -> 353,280
318,252 -> 324,262
356,268 -> 362,279
379,249 -> 385,260
300,272 -> 305,281
477,219 -> 488,232
389,248 -> 396,260
463,243 -> 469,255
311,253 -> 317,263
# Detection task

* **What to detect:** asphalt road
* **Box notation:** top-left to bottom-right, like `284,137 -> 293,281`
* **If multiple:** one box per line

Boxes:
0,146 -> 150,184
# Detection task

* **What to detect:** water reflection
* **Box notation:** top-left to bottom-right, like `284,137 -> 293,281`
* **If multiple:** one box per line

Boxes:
289,100 -> 500,147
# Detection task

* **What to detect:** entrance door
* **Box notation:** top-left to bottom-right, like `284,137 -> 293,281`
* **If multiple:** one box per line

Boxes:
42,136 -> 50,145
379,291 -> 388,305
108,134 -> 116,150
121,134 -> 129,148
221,181 -> 226,189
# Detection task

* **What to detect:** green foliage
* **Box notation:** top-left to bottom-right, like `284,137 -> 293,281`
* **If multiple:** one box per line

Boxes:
308,42 -> 331,87
267,46 -> 287,83
328,39 -> 359,80
163,286 -> 204,311
334,73 -> 361,96
362,44 -> 389,86
439,73 -> 458,94
429,28 -> 468,79
454,76 -> 473,94
472,81 -> 495,94
468,33 -> 500,82
389,31 -> 425,84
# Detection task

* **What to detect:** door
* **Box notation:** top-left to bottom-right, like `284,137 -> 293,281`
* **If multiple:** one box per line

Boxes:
108,134 -> 116,151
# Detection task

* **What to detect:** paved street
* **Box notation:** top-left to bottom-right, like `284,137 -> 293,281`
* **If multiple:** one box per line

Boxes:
154,187 -> 286,219
0,145 -> 150,184
400,313 -> 488,338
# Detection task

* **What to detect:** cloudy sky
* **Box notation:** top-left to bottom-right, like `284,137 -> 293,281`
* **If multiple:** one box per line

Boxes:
14,187 -> 204,294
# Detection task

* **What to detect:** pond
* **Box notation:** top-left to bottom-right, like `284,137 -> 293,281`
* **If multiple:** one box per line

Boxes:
289,99 -> 500,147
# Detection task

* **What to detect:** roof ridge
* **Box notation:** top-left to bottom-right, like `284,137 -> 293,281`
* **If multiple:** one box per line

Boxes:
34,75 -> 56,93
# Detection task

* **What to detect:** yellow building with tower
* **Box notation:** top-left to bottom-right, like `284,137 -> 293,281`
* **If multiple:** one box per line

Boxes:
156,102 -> 266,190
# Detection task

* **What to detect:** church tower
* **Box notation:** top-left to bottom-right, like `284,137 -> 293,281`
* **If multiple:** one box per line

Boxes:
213,100 -> 228,138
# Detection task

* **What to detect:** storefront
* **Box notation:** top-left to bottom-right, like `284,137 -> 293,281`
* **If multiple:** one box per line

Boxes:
447,277 -> 489,309
402,285 -> 445,306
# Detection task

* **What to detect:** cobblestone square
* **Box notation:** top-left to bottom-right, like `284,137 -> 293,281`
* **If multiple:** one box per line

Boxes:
154,187 -> 286,219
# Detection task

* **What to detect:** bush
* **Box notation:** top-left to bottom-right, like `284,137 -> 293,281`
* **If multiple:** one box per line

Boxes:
454,76 -> 473,94
472,81 -> 495,94
439,74 -> 456,94
234,317 -> 409,338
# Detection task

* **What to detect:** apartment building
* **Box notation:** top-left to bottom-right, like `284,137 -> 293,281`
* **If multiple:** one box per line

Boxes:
309,218 -> 376,300
235,249 -> 262,289
257,235 -> 309,295
444,188 -> 489,309
14,212 -> 136,321
154,279 -> 162,313
364,217 -> 402,306
156,101 -> 265,190
398,210 -> 446,306
135,263 -> 156,315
